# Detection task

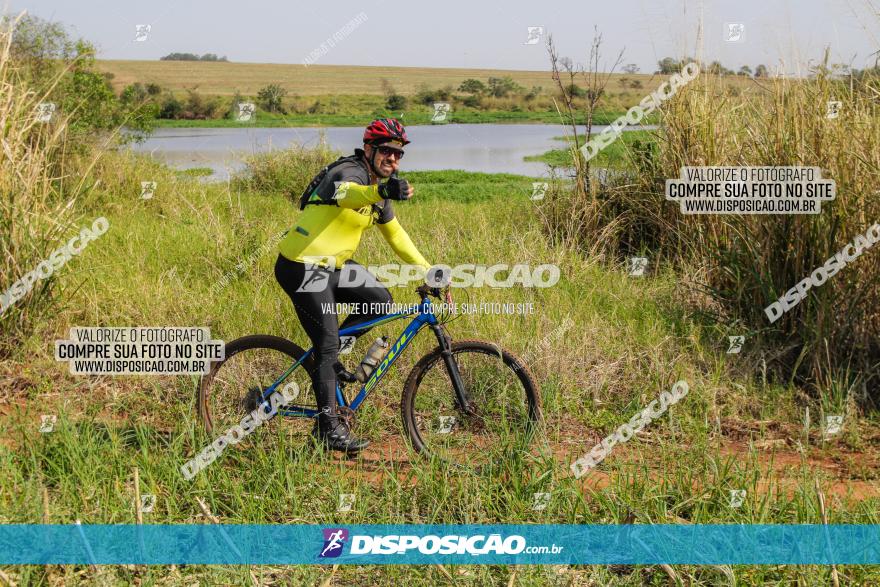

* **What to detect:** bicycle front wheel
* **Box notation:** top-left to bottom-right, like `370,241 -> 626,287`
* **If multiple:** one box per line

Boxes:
401,339 -> 541,468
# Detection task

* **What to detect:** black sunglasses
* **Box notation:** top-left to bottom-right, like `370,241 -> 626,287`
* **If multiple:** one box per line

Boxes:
376,146 -> 405,159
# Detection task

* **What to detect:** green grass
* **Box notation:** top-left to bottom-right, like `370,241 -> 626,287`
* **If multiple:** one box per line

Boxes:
2,148 -> 878,585
151,107 -> 627,128
525,130 -> 657,168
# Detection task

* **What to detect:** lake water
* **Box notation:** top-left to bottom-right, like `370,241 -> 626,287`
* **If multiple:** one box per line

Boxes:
128,123 -> 646,179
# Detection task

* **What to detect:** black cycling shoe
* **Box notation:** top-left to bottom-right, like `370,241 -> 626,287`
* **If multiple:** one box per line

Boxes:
311,413 -> 369,454
333,362 -> 359,385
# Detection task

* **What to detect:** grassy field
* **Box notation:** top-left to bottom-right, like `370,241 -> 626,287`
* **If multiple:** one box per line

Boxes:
96,60 -> 759,127
2,147 -> 879,585
150,107 -> 626,128
95,60 -> 614,96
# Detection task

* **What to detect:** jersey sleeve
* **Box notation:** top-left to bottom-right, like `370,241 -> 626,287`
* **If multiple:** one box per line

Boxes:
377,217 -> 431,271
322,165 -> 384,209
376,199 -> 396,225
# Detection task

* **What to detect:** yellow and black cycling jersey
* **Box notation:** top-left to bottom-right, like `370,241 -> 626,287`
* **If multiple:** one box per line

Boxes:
279,148 -> 430,272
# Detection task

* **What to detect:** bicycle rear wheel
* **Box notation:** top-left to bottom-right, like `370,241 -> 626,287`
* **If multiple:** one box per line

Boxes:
197,334 -> 317,437
401,339 -> 541,468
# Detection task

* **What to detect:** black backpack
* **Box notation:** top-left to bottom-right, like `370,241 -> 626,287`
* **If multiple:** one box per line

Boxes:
298,154 -> 365,211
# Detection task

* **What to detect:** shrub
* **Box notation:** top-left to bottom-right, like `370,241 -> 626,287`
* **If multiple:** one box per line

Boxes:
462,95 -> 481,108
257,84 -> 287,114
233,139 -> 338,196
386,94 -> 407,110
458,79 -> 486,95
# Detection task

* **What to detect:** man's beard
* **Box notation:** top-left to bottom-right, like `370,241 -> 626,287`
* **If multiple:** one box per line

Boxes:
373,161 -> 394,178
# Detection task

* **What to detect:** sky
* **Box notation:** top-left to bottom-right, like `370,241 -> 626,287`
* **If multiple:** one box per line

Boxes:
9,0 -> 880,73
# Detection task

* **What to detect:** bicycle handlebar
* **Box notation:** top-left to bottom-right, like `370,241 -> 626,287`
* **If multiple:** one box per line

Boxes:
416,283 -> 454,306
416,283 -> 442,298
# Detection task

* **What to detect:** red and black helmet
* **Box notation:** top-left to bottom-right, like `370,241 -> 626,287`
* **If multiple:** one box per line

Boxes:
363,118 -> 410,146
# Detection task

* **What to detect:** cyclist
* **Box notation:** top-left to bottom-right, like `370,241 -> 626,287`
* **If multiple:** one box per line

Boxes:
275,118 -> 432,454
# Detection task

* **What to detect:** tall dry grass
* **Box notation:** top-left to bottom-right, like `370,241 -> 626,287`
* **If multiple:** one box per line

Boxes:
0,13 -> 103,353
542,61 -> 880,399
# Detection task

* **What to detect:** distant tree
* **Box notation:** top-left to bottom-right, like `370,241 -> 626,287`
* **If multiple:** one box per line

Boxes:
706,61 -> 734,76
159,94 -> 183,119
565,83 -> 586,98
622,63 -> 640,74
754,64 -> 768,78
160,52 -> 229,61
4,14 -> 152,134
256,83 -> 287,113
160,52 -> 200,61
657,57 -> 681,74
738,65 -> 753,76
6,14 -> 78,76
386,94 -> 406,110
458,78 -> 486,95
380,78 -> 407,111
487,76 -> 522,98
121,82 -> 148,104
414,84 -> 453,105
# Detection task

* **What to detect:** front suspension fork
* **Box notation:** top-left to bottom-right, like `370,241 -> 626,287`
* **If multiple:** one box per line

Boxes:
431,325 -> 473,414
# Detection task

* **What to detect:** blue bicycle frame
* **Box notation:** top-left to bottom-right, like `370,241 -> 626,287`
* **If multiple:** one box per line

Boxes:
258,292 -> 443,418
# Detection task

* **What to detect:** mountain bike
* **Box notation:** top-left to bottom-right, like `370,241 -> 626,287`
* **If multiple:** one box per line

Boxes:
197,284 -> 541,467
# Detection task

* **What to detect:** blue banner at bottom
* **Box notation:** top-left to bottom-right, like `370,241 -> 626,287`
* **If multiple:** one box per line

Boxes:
1,524 -> 878,565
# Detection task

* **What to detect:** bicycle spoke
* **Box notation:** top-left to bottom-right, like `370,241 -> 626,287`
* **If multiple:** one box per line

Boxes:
409,347 -> 535,467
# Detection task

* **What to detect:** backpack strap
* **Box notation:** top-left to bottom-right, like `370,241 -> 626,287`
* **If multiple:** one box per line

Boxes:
298,153 -> 368,210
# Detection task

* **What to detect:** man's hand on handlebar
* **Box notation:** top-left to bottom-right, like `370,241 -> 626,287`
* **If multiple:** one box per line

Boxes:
417,283 -> 453,304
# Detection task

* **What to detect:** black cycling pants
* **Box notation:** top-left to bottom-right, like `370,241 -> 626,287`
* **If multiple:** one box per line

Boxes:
274,254 -> 393,412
